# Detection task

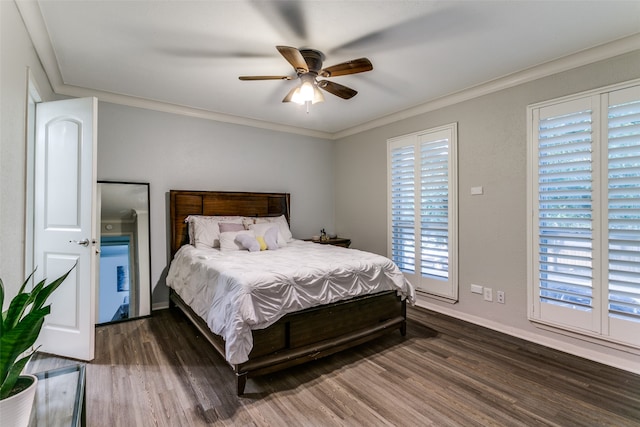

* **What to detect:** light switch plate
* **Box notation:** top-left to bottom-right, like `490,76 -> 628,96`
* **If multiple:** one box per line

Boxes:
471,186 -> 484,195
471,284 -> 483,294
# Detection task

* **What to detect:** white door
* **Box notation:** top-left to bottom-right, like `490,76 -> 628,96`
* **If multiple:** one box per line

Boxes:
34,97 -> 97,361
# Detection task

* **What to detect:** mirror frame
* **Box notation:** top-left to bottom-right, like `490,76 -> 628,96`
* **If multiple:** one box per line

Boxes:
97,180 -> 151,325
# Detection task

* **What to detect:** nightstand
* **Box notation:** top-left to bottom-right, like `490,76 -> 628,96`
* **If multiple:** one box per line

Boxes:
306,237 -> 351,248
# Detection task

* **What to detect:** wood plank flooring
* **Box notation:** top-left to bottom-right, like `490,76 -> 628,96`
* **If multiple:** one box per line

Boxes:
31,306 -> 640,426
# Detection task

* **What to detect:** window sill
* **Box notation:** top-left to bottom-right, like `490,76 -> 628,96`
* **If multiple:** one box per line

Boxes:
529,317 -> 640,356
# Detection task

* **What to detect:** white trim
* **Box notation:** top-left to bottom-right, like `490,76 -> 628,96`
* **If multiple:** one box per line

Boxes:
16,1 -> 640,139
334,34 -> 640,139
152,302 -> 170,311
414,298 -> 640,375
53,84 -> 332,139
24,68 -> 41,282
388,123 -> 459,302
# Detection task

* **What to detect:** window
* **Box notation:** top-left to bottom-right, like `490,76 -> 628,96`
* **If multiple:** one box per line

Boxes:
388,123 -> 458,301
528,81 -> 640,348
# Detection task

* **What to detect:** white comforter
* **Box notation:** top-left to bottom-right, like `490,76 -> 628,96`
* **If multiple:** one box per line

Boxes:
166,240 -> 415,364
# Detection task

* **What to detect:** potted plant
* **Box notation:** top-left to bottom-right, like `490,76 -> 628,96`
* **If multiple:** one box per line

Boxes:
0,267 -> 73,427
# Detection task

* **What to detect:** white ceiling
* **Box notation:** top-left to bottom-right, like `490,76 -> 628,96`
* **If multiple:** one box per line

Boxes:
20,0 -> 640,137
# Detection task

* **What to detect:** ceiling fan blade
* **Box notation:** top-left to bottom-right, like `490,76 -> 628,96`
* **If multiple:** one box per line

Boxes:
239,75 -> 293,81
317,80 -> 358,99
282,87 -> 298,103
276,46 -> 308,73
320,58 -> 373,77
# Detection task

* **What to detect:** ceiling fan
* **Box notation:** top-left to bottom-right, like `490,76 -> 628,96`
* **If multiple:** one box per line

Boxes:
239,46 -> 373,107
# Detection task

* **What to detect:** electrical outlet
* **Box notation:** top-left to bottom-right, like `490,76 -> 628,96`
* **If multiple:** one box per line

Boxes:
483,287 -> 493,302
497,291 -> 505,304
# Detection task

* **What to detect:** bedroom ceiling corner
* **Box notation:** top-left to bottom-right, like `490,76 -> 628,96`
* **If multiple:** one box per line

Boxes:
17,0 -> 640,137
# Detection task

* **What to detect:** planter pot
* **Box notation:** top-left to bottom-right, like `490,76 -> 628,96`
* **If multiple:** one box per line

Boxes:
0,374 -> 38,427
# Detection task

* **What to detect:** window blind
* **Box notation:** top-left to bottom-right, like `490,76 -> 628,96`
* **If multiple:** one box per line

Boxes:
388,124 -> 458,301
537,109 -> 594,311
391,144 -> 416,274
420,138 -> 449,279
529,82 -> 640,348
607,98 -> 640,324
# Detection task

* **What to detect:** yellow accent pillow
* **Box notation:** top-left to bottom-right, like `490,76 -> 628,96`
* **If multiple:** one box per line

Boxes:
256,236 -> 267,251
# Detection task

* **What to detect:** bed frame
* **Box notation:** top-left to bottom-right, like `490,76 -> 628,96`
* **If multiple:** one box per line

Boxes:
169,190 -> 407,395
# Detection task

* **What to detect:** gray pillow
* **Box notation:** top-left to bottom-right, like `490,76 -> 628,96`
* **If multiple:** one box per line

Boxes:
235,233 -> 260,252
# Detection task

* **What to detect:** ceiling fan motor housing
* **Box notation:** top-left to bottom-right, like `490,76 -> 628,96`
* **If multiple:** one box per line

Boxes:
299,49 -> 325,75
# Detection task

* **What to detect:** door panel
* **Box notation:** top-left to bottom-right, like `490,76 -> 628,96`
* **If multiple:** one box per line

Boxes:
35,97 -> 97,361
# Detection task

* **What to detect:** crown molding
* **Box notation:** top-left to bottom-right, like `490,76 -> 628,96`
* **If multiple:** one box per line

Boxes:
56,83 -> 332,139
333,33 -> 640,140
15,0 -> 332,140
16,0 -> 640,141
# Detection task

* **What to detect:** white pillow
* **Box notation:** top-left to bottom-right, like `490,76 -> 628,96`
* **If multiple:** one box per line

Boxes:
220,230 -> 255,252
186,215 -> 243,249
266,215 -> 293,243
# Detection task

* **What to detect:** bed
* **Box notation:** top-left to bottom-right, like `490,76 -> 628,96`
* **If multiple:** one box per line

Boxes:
166,190 -> 415,395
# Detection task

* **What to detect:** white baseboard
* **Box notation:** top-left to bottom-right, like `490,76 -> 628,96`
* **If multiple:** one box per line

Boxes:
152,302 -> 170,311
414,299 -> 640,376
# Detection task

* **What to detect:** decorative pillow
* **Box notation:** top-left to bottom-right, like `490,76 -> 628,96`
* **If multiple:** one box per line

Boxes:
243,216 -> 271,228
235,232 -> 260,252
255,236 -> 268,251
263,226 -> 279,250
220,230 -> 254,252
186,216 -> 243,249
188,217 -> 218,249
248,223 -> 280,250
219,222 -> 245,233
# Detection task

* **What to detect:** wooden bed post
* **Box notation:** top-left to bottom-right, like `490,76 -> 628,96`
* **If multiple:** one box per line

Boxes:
237,373 -> 248,396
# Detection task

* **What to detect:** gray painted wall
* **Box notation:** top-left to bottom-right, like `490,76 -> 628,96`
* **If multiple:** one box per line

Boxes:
334,50 -> 640,371
0,0 -> 56,298
97,102 -> 335,307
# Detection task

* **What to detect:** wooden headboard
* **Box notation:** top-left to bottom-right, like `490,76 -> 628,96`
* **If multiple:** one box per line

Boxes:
169,190 -> 291,257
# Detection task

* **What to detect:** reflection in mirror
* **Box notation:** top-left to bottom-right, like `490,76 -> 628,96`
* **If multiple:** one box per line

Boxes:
97,181 -> 151,324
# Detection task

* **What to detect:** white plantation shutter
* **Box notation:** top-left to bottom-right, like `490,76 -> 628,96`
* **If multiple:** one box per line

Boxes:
535,98 -> 597,331
529,82 -> 640,348
420,137 -> 450,280
389,124 -> 458,301
607,87 -> 640,346
390,144 -> 416,274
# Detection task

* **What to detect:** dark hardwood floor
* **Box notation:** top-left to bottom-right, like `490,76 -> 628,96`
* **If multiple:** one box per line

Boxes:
31,306 -> 640,426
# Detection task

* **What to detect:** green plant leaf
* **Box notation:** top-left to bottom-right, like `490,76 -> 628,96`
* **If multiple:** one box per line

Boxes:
0,278 -> 4,338
31,268 -> 72,312
3,293 -> 31,331
0,310 -> 48,384
0,352 -> 33,399
0,266 -> 73,399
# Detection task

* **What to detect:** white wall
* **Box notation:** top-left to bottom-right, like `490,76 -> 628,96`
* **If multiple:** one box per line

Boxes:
334,50 -> 640,373
96,102 -> 335,308
0,1 -> 56,303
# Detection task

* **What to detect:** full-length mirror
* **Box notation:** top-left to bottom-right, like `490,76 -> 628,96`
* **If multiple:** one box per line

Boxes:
97,181 -> 151,324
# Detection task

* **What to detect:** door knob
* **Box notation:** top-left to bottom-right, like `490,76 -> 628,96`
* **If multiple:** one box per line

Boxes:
69,238 -> 90,247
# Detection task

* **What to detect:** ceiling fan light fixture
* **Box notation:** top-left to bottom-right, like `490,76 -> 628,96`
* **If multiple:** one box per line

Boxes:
293,78 -> 324,104
299,81 -> 315,102
312,86 -> 324,104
